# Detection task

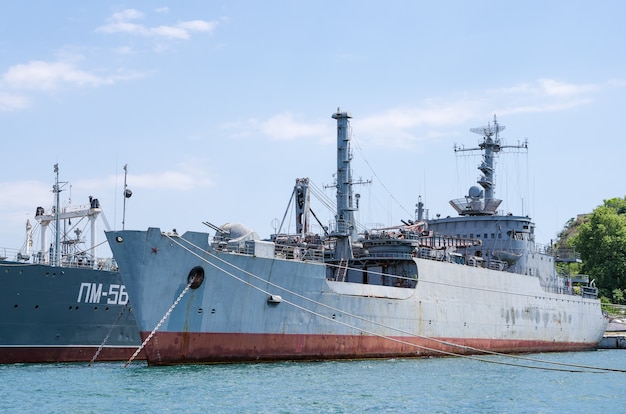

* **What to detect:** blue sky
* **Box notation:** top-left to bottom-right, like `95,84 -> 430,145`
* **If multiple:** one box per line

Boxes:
1,1 -> 625,254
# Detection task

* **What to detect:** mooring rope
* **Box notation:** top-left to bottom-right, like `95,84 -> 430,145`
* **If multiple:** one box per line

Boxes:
165,234 -> 625,374
88,304 -> 129,366
124,281 -> 193,368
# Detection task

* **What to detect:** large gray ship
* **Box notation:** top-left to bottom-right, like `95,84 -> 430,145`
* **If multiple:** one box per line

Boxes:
0,165 -> 140,363
107,110 -> 607,366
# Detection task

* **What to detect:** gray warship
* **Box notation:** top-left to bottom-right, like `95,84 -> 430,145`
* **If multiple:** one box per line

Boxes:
108,110 -> 606,366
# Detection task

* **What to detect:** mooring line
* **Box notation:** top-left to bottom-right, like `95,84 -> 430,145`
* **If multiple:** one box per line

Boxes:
88,304 -> 128,367
124,281 -> 192,368
166,235 -> 623,373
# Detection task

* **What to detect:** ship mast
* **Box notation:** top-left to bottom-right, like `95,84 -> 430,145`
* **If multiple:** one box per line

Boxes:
332,109 -> 356,260
451,115 -> 527,216
122,164 -> 132,230
294,178 -> 310,237
36,166 -> 106,269
53,164 -> 61,267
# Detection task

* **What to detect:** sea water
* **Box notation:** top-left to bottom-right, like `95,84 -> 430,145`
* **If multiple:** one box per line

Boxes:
1,350 -> 624,413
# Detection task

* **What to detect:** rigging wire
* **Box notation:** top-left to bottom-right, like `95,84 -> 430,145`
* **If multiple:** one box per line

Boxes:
308,179 -> 371,234
166,234 -> 622,373
351,136 -> 413,218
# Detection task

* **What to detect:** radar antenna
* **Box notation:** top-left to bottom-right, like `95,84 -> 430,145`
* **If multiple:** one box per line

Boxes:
450,115 -> 527,216
469,114 -> 506,138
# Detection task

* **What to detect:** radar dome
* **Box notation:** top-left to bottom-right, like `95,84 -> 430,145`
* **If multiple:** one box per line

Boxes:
468,186 -> 483,199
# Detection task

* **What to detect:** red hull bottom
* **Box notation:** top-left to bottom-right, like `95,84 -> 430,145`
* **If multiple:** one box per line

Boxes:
0,347 -> 144,364
141,331 -> 599,366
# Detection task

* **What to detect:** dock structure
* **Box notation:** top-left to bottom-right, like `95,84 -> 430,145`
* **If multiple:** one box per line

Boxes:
598,320 -> 626,349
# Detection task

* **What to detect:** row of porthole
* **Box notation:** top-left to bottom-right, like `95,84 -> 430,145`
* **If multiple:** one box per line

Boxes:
423,321 -> 560,328
2,269 -> 64,275
12,304 -> 111,311
534,296 -> 601,305
67,306 -> 112,311
13,304 -> 39,309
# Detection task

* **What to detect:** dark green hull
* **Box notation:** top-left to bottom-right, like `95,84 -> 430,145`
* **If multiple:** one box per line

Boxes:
0,261 -> 141,363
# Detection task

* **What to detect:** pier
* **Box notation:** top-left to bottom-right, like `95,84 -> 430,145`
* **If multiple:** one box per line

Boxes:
598,320 -> 626,349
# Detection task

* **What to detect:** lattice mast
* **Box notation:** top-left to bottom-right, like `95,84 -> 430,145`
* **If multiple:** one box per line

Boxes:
451,115 -> 527,216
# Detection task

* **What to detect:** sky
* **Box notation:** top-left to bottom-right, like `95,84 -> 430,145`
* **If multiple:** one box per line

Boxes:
1,1 -> 625,257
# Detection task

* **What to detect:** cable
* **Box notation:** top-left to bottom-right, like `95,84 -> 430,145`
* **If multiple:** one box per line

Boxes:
165,234 -> 622,373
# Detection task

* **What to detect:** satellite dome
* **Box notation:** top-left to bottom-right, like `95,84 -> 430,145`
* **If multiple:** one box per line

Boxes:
468,186 -> 483,199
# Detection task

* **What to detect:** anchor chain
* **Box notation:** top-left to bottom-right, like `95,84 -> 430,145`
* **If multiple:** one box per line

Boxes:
124,281 -> 193,367
88,304 -> 129,367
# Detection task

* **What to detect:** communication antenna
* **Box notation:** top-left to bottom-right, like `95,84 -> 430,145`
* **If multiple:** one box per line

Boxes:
469,114 -> 506,139
122,164 -> 132,229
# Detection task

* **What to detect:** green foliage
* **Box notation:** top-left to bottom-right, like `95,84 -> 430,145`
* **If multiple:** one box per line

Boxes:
571,197 -> 626,296
600,296 -> 623,316
556,216 -> 579,250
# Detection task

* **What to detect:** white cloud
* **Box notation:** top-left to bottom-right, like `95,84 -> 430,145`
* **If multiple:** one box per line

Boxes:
0,181 -> 51,211
498,99 -> 594,116
260,112 -> 329,141
0,161 -> 213,223
221,78 -> 622,150
178,20 -> 216,32
0,92 -> 30,111
75,162 -> 214,193
127,170 -> 212,191
491,79 -> 600,100
113,45 -> 134,55
96,8 -> 219,40
1,60 -> 143,93
356,78 -> 618,148
360,101 -> 478,130
537,78 -> 598,96
489,78 -> 607,116
3,61 -> 107,91
223,112 -> 331,142
114,9 -> 144,21
356,102 -> 482,149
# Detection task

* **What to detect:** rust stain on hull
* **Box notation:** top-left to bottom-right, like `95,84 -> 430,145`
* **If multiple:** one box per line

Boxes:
0,346 -> 144,364
143,331 -> 597,366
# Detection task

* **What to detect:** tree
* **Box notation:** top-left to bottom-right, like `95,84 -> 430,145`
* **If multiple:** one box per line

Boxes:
612,288 -> 625,305
571,197 -> 626,298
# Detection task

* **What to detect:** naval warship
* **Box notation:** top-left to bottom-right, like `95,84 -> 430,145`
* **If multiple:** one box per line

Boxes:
107,110 -> 606,366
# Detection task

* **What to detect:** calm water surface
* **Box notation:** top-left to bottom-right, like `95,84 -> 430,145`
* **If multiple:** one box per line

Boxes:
1,350 -> 624,413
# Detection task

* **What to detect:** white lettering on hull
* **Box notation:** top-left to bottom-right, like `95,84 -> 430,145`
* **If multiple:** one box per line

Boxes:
76,283 -> 129,305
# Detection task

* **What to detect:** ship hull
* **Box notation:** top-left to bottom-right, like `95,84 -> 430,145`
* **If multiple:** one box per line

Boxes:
107,229 -> 607,366
137,332 -> 598,365
0,261 -> 142,364
0,345 -> 140,364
